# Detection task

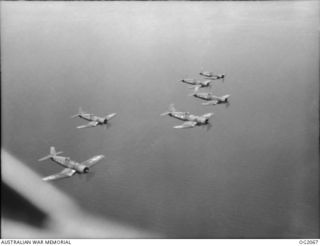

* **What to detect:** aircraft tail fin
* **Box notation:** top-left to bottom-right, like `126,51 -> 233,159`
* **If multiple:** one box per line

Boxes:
38,146 -> 63,162
168,104 -> 176,113
79,107 -> 85,114
188,86 -> 199,96
50,146 -> 57,156
161,104 -> 176,116
71,107 -> 84,118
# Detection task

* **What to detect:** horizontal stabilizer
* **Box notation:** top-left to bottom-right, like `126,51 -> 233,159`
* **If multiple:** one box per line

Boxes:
38,155 -> 52,162
160,111 -> 170,116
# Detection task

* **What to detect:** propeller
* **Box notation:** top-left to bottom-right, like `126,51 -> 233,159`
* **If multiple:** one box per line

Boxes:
199,122 -> 212,131
104,122 -> 112,129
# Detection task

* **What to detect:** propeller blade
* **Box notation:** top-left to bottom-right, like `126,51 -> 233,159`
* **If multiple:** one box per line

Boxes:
205,122 -> 212,131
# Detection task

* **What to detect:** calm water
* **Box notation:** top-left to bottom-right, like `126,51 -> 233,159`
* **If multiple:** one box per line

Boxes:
2,1 -> 319,238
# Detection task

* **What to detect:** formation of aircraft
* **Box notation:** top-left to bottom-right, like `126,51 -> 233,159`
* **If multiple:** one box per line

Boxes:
71,107 -> 117,129
38,68 -> 229,181
161,104 -> 213,129
163,69 -> 230,129
189,90 -> 231,106
38,147 -> 104,181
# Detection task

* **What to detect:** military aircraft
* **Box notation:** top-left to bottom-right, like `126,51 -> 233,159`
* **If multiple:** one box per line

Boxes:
161,104 -> 214,129
189,91 -> 230,106
199,71 -> 225,80
71,107 -> 117,129
181,78 -> 214,91
38,147 -> 105,181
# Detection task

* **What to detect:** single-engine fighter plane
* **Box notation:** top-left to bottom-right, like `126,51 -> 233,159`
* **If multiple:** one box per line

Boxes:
189,91 -> 230,106
181,78 -> 214,91
71,107 -> 117,129
38,147 -> 105,181
161,104 -> 214,129
199,71 -> 225,80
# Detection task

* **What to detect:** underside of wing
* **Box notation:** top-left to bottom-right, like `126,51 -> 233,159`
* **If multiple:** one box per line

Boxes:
81,155 -> 105,168
173,121 -> 197,129
42,168 -> 76,181
202,100 -> 218,106
77,121 -> 99,129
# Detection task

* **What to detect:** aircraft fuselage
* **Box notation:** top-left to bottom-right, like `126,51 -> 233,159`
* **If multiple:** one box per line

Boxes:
181,79 -> 200,85
193,93 -> 214,101
200,72 -> 224,79
169,112 -> 209,125
50,156 -> 89,173
79,114 -> 106,125
168,112 -> 191,121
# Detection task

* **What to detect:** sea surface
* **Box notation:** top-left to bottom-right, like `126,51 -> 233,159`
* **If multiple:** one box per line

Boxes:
2,1 -> 319,238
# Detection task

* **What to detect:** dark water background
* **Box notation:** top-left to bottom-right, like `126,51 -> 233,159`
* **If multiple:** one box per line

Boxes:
2,1 -> 319,238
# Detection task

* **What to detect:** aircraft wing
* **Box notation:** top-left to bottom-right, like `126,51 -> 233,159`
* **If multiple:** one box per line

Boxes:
42,168 -> 76,182
77,121 -> 99,129
202,100 -> 218,106
81,155 -> 105,168
173,121 -> 197,129
106,113 -> 117,121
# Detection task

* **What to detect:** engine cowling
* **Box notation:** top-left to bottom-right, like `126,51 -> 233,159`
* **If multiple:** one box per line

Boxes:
74,164 -> 89,173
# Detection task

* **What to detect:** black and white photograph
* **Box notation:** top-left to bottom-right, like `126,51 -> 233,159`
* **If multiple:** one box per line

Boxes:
1,0 -> 319,240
